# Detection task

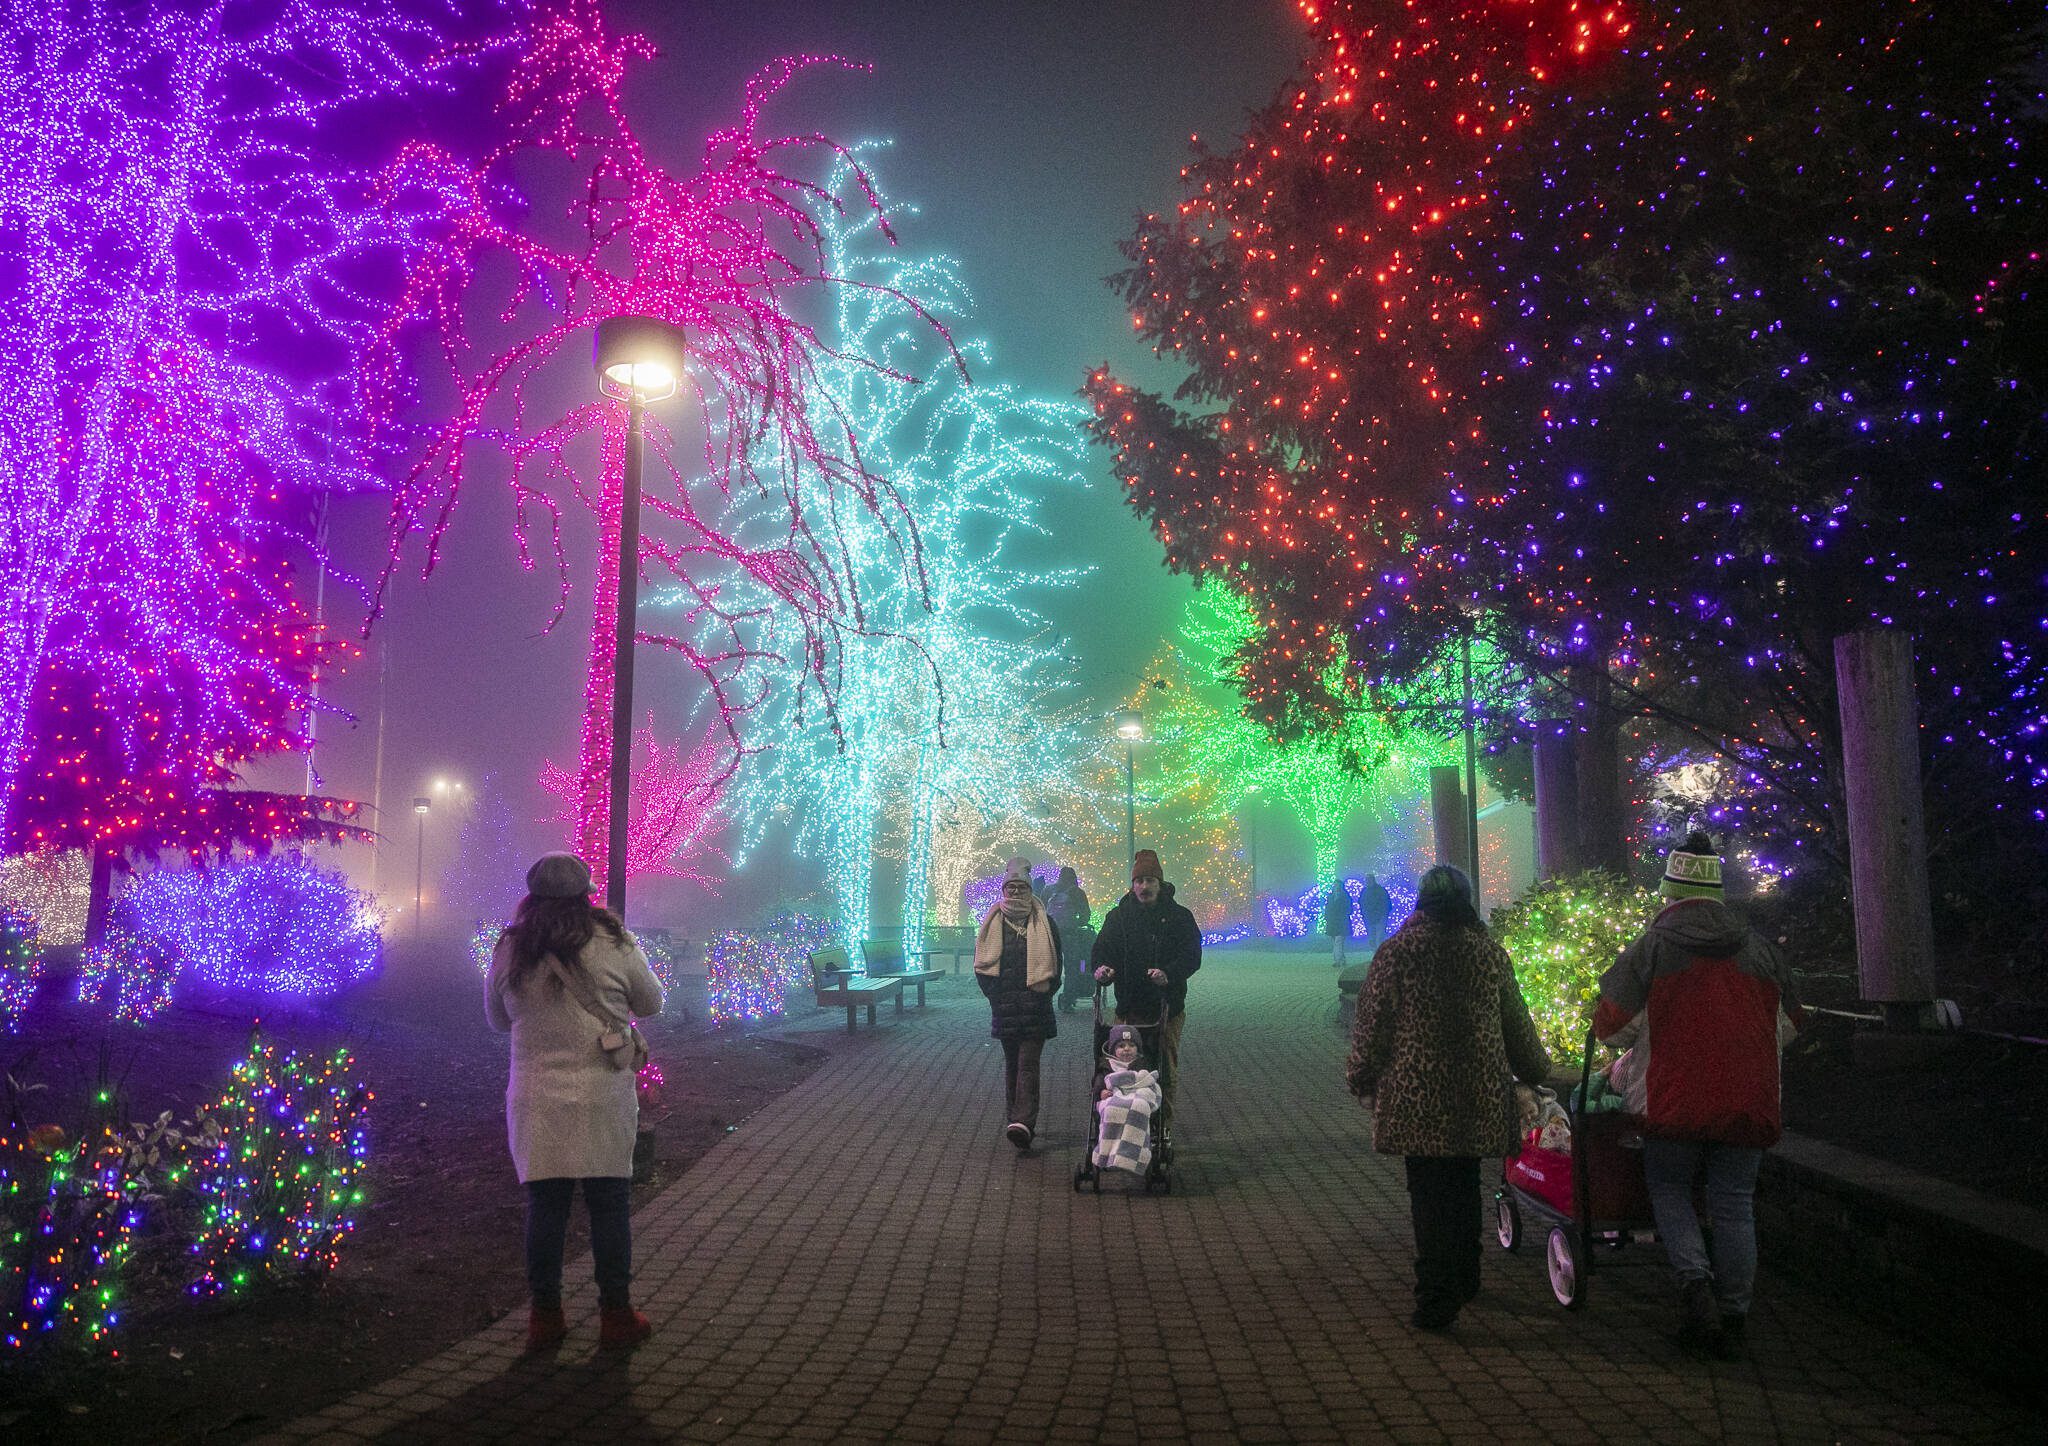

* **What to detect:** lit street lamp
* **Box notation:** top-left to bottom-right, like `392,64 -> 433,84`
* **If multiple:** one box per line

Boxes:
593,315 -> 687,922
412,795 -> 431,943
1114,708 -> 1144,870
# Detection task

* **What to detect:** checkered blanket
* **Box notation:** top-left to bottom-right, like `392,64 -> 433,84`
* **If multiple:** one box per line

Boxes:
1093,1068 -> 1162,1174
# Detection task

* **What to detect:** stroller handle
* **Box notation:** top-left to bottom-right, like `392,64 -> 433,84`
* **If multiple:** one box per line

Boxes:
1093,979 -> 1167,1031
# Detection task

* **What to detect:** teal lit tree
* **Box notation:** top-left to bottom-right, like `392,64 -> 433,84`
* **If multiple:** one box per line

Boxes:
690,151 -> 1088,941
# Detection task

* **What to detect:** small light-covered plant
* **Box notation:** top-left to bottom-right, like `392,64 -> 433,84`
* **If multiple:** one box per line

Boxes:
1490,870 -> 1661,1066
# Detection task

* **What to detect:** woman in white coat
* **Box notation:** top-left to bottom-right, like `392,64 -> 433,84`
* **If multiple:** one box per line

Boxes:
487,852 -> 663,1350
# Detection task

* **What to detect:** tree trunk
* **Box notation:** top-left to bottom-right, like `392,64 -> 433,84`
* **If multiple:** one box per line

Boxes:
1571,668 -> 1630,874
1834,629 -> 1938,1009
84,841 -> 117,949
1429,766 -> 1468,872
1532,720 -> 1581,881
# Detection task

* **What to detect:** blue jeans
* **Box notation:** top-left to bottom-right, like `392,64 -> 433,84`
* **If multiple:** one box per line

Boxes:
526,1176 -> 633,1310
1642,1138 -> 1763,1316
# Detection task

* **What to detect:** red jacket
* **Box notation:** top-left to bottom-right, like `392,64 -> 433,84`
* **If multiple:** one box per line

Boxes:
1592,899 -> 1805,1148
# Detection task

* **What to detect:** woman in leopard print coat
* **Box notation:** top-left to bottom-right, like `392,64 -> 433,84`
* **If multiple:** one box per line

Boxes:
1346,865 -> 1550,1330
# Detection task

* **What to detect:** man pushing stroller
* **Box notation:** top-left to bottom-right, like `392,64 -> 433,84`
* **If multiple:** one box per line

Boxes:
1091,848 -> 1202,1154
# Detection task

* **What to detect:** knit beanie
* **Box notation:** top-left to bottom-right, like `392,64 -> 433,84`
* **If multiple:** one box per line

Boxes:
1131,849 -> 1163,882
1003,856 -> 1033,889
526,852 -> 592,899
1103,1024 -> 1144,1061
1660,831 -> 1724,901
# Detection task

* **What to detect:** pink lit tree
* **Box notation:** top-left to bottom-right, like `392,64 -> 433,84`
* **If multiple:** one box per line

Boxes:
368,0 -> 956,899
539,719 -> 729,889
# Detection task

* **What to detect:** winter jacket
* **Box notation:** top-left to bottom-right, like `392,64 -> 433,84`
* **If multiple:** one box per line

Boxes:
1346,914 -> 1551,1158
1045,883 -> 1092,935
1089,883 -> 1202,1021
486,929 -> 664,1182
977,913 -> 1064,1041
1322,886 -> 1350,938
1593,898 -> 1805,1148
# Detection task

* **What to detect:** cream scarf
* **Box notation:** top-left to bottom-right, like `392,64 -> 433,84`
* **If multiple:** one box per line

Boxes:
974,902 -> 1058,990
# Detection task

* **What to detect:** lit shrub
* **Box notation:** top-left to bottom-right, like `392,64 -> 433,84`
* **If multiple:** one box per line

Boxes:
1490,870 -> 1660,1066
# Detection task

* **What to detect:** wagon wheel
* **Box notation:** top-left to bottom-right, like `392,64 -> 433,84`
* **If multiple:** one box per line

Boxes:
1546,1226 -> 1586,1310
1496,1193 -> 1522,1253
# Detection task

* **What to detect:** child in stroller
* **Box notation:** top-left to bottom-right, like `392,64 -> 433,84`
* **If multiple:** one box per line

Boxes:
1076,1019 -> 1170,1192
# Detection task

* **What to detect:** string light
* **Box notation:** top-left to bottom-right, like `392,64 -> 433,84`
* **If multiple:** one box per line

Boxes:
1491,870 -> 1661,1065
73,932 -> 177,1026
0,903 -> 40,1032
186,1035 -> 371,1298
705,913 -> 837,1024
1,1103 -> 139,1354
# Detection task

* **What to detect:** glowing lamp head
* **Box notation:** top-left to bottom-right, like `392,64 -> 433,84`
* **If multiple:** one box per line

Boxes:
412,796 -> 431,816
1114,708 -> 1144,741
594,316 -> 688,402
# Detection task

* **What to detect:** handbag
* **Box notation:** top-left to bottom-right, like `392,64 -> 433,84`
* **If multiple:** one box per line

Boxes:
548,957 -> 650,1072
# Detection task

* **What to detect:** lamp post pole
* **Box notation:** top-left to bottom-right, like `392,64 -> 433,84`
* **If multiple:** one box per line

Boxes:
606,389 -> 646,921
1114,708 -> 1143,871
1461,633 -> 1482,911
412,796 -> 431,944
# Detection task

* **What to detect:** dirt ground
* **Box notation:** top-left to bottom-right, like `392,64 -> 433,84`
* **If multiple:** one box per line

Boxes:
0,961 -> 826,1444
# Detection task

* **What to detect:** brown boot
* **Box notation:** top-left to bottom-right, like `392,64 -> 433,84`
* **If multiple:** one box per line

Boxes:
599,1305 -> 653,1349
526,1305 -> 567,1351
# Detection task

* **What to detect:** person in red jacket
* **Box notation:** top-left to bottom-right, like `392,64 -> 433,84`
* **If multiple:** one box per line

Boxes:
1594,831 -> 1805,1360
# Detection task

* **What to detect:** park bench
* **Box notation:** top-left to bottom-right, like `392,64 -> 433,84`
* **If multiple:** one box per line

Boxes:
915,923 -> 976,975
809,946 -> 902,1032
860,936 -> 946,1006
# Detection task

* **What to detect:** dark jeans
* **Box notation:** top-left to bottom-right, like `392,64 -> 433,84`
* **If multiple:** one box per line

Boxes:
1403,1156 -> 1482,1318
526,1176 -> 633,1311
1002,1036 -> 1045,1131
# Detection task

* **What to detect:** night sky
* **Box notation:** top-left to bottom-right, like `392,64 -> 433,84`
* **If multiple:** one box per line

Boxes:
306,1 -> 1308,911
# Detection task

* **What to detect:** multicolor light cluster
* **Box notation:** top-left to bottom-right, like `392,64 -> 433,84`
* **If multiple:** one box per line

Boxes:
0,852 -> 86,949
705,913 -> 838,1024
1,1111 -> 139,1354
73,931 -> 177,1026
1490,870 -> 1660,1065
1263,878 -> 1415,940
719,150 -> 1087,944
186,1037 -> 371,1298
0,902 -> 40,1031
116,854 -> 382,1000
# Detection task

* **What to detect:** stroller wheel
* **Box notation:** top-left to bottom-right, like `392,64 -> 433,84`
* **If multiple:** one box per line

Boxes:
1496,1193 -> 1522,1253
1546,1226 -> 1586,1310
1092,1173 -> 1102,1194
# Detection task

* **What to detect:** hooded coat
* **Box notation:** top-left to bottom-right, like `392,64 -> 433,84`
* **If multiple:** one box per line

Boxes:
976,908 -> 1064,1041
1593,898 -> 1805,1147
1089,882 -> 1202,1021
1346,914 -> 1550,1157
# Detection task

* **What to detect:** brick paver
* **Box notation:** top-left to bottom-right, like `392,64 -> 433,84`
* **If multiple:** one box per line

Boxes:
272,949 -> 2038,1443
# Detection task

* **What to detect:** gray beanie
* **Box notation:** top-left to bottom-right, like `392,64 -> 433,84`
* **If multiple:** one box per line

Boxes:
526,852 -> 593,899
1103,1024 -> 1145,1062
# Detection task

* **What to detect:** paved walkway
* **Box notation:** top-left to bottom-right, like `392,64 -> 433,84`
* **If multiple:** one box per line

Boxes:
272,949 -> 2036,1443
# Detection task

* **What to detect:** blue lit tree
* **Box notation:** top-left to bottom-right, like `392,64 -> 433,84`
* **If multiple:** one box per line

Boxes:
702,150 -> 1089,942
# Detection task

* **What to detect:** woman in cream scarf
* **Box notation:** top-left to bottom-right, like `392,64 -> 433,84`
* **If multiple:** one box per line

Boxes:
975,857 -> 1064,1149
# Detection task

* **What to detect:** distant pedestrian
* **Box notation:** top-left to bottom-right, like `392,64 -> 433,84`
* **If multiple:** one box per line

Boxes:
1594,831 -> 1806,1360
487,852 -> 664,1352
1346,864 -> 1549,1331
1045,865 -> 1094,1011
1091,848 -> 1202,1151
976,856 -> 1064,1149
1323,881 -> 1351,967
1361,872 -> 1393,950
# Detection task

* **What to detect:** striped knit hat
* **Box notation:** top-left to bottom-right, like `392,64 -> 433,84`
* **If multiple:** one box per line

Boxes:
1661,831 -> 1724,901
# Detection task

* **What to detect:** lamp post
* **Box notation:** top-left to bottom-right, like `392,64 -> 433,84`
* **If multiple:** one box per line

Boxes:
1115,708 -> 1144,870
592,316 -> 687,922
412,795 -> 431,943
1460,633 -> 1482,912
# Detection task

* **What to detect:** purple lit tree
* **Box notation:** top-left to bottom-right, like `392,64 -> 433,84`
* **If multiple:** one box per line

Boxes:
0,2 -> 491,862
367,0 -> 956,900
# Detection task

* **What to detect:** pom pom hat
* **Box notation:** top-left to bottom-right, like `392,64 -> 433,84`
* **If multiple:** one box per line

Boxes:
1003,857 -> 1033,889
1661,831 -> 1724,901
526,852 -> 593,899
1131,849 -> 1164,882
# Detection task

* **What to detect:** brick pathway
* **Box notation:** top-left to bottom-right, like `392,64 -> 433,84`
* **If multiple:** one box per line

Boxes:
271,949 -> 2036,1443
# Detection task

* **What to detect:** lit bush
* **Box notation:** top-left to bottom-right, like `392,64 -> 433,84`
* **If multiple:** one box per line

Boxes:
708,912 -> 837,1023
0,903 -> 40,1032
185,1035 -> 370,1298
118,853 -> 382,999
74,930 -> 178,1025
0,1115 -> 141,1355
1490,870 -> 1660,1066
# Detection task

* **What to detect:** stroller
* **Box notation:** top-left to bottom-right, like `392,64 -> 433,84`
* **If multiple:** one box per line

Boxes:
1072,986 -> 1171,1195
1494,1023 -> 1657,1308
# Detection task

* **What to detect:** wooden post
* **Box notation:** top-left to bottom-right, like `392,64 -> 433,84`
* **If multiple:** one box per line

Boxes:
1429,766 -> 1469,872
1532,720 -> 1581,881
1567,666 -> 1630,874
1834,629 -> 1938,1013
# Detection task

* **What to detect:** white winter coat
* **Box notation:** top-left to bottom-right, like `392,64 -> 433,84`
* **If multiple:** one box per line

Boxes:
486,929 -> 664,1182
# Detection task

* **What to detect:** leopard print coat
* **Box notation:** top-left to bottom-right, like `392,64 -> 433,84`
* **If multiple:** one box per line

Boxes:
1346,914 -> 1551,1158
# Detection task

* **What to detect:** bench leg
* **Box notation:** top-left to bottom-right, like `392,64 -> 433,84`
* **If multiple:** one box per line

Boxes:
894,990 -> 905,1013
845,1004 -> 858,1033
865,999 -> 877,1027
